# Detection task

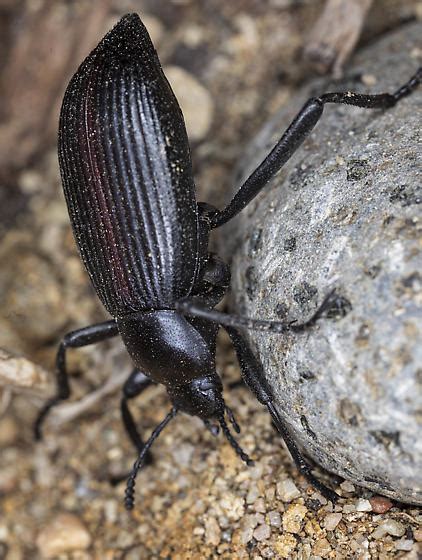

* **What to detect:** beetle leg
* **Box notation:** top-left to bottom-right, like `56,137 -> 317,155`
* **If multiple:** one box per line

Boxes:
176,289 -> 338,334
224,326 -> 339,503
34,320 -> 119,440
210,67 -> 421,228
121,369 -> 154,456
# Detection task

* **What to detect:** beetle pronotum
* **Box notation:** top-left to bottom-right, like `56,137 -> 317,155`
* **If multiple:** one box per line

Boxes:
35,13 -> 421,509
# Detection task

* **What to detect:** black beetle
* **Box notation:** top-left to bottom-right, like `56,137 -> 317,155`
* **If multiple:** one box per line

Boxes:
35,13 -> 421,510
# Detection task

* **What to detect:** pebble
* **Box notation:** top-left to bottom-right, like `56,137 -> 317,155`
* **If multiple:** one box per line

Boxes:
342,504 -> 356,514
324,513 -> 342,531
267,511 -> 282,528
253,523 -> 271,542
394,539 -> 414,551
282,504 -> 308,534
355,499 -> 372,512
204,516 -> 221,546
274,534 -> 297,558
246,485 -> 261,504
369,496 -> 393,513
0,348 -> 48,390
276,479 -> 301,502
414,528 -> 422,542
340,481 -> 356,493
371,519 -> 406,540
313,537 -> 332,556
0,417 -> 18,446
253,498 -> 266,513
36,513 -> 91,558
164,66 -> 214,142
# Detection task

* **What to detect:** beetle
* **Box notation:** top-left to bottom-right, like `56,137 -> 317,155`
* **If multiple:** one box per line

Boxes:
34,13 -> 421,510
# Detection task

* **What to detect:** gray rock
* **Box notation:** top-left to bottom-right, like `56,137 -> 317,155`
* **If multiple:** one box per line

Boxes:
228,23 -> 422,504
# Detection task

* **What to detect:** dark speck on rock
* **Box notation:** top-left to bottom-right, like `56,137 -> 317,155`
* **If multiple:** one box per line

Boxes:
299,369 -> 317,382
293,282 -> 318,307
346,159 -> 370,181
283,237 -> 297,252
245,266 -> 258,300
324,294 -> 352,320
301,415 -> 318,440
338,398 -> 363,427
370,430 -> 401,450
274,302 -> 289,318
364,264 -> 381,278
389,184 -> 421,206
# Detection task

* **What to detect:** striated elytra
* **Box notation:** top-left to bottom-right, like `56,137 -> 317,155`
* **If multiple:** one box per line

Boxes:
34,13 -> 421,510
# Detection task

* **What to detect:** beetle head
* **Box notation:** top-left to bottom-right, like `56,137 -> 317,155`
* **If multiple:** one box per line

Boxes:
166,375 -> 225,419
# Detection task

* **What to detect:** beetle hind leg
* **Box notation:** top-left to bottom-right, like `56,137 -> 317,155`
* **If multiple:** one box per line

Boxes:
224,325 -> 339,502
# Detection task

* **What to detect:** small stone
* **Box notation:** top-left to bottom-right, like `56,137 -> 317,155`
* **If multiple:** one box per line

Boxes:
253,498 -> 266,513
324,513 -> 342,531
369,496 -> 393,513
282,504 -> 308,534
0,416 -> 18,446
268,511 -> 282,528
355,499 -> 372,512
342,504 -> 356,514
394,539 -> 414,551
413,528 -> 422,542
274,534 -> 297,558
164,66 -> 213,142
0,348 -> 49,390
361,73 -> 377,86
240,527 -> 254,545
204,516 -> 221,546
246,485 -> 261,504
372,519 -> 406,540
36,513 -> 91,558
340,481 -> 356,493
253,523 -> 271,542
313,537 -> 332,556
277,479 -> 301,502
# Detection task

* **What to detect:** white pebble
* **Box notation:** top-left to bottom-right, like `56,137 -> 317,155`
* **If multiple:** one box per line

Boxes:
324,513 -> 342,531
36,513 -> 91,558
372,519 -> 406,539
253,523 -> 271,542
268,510 -> 282,528
395,539 -> 414,551
277,479 -> 301,502
355,499 -> 372,512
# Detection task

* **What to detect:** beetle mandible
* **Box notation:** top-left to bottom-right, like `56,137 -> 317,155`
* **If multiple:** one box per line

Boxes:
34,13 -> 421,509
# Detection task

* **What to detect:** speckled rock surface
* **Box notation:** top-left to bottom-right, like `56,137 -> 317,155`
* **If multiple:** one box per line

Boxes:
229,23 -> 422,505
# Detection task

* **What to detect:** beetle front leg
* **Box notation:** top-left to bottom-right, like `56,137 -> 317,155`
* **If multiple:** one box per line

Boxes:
34,320 -> 119,440
210,67 -> 421,228
224,326 -> 339,503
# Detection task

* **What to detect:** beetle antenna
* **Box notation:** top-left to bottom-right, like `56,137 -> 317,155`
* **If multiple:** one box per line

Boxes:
225,405 -> 241,433
219,415 -> 254,466
124,407 -> 177,511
